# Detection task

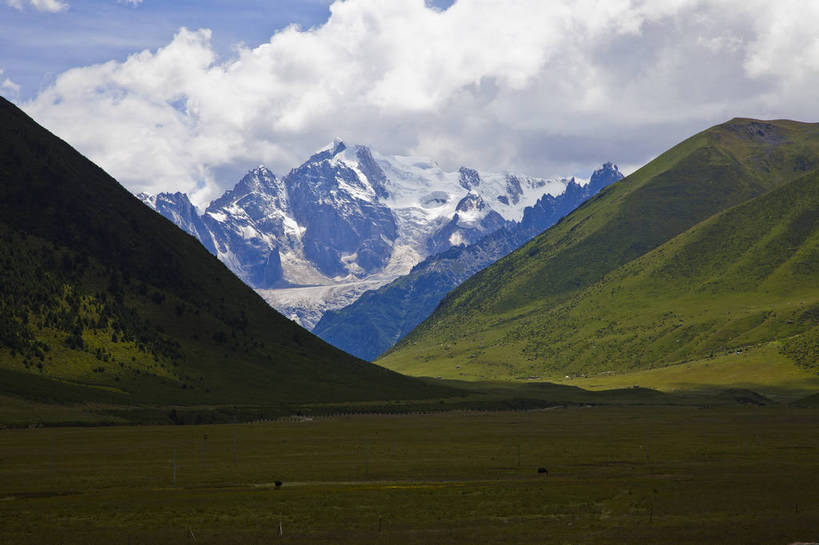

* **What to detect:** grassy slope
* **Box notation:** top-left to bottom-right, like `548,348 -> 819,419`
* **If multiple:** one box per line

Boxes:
0,96 -> 449,408
556,343 -> 819,403
379,119 -> 819,387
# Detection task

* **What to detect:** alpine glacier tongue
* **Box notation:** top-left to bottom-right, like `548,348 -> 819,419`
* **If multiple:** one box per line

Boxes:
138,141 -> 601,329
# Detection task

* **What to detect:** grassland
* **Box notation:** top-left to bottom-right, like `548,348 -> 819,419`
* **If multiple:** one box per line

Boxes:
380,119 -> 819,384
4,352 -> 812,428
379,341 -> 819,404
0,407 -> 817,544
556,342 -> 819,401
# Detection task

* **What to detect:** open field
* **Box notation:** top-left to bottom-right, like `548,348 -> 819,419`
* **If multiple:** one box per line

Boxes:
4,362 -> 813,428
1,407 -> 817,544
555,342 -> 819,403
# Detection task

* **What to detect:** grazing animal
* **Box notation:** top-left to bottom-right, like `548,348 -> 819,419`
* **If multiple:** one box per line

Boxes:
274,480 -> 283,489
537,467 -> 548,474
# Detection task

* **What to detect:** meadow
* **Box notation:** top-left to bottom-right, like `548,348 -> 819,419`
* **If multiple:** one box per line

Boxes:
556,343 -> 819,402
380,120 -> 819,383
1,406 -> 817,544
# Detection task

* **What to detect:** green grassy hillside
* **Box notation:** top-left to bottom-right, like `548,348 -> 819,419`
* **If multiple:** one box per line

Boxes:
0,96 -> 449,409
379,119 -> 819,387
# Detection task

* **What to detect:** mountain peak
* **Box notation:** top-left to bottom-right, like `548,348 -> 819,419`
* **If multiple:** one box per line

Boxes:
307,137 -> 348,163
236,165 -> 278,192
204,165 -> 281,213
455,191 -> 487,212
248,164 -> 275,177
321,136 -> 346,155
597,162 -> 620,174
589,162 -> 624,192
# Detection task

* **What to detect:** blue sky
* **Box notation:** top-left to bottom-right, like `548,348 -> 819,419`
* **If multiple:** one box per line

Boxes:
3,0 -> 819,206
2,1 -> 336,99
1,0 -> 454,99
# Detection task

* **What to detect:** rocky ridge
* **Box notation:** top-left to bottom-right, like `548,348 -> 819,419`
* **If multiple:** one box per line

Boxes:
139,140 -> 592,328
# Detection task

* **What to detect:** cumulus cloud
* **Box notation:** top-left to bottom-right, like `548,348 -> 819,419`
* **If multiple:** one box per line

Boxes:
6,0 -> 68,12
22,0 -> 819,206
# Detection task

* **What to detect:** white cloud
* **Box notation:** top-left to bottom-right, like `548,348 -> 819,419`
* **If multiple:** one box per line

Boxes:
118,0 -> 142,6
6,0 -> 68,12
0,69 -> 21,96
21,0 -> 819,207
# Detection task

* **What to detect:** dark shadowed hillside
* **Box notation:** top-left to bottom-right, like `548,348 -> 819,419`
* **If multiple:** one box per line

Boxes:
0,96 -> 448,411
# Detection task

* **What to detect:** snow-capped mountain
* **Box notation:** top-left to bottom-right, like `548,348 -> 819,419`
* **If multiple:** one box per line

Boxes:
138,139 -> 575,328
313,162 -> 624,360
202,166 -> 289,289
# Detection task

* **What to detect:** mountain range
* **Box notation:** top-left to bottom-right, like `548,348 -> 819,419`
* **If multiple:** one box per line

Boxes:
138,140 -> 587,329
2,92 -> 815,420
313,163 -> 623,360
378,118 -> 819,383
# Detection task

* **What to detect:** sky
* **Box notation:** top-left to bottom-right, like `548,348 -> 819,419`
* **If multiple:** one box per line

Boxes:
3,0 -> 819,207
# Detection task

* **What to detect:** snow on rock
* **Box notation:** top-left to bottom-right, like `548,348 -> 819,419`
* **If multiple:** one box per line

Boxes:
137,191 -> 216,254
137,141 -> 578,329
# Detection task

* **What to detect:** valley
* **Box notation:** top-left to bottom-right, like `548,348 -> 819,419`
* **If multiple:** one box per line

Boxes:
1,407 -> 816,545
3,3 -> 819,544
